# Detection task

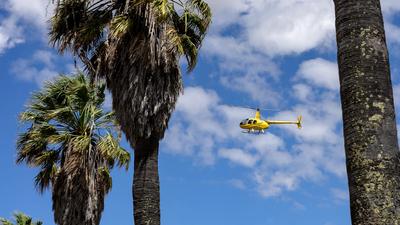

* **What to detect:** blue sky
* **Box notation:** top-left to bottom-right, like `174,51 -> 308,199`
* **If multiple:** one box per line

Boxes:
1,0 -> 400,225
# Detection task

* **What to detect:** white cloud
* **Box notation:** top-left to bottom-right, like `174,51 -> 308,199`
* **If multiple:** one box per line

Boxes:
206,0 -> 250,31
292,84 -> 313,102
163,87 -> 225,164
254,170 -> 297,197
385,22 -> 400,45
11,59 -> 58,86
270,104 -> 341,145
382,0 -> 400,44
381,0 -> 400,16
3,0 -> 52,30
203,35 -> 281,106
220,73 -> 281,106
0,0 -> 54,53
205,0 -> 336,58
10,50 -> 73,86
0,17 -> 24,53
296,58 -> 339,91
32,50 -> 56,67
218,148 -> 258,167
177,87 -> 220,119
203,35 -> 280,76
242,0 -> 335,56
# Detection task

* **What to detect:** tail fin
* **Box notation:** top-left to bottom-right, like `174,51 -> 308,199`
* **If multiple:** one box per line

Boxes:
297,115 -> 302,129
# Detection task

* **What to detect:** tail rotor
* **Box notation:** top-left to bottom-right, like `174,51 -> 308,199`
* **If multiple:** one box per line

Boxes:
297,115 -> 302,129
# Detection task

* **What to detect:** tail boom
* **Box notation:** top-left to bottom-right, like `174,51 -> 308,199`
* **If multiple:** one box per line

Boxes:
265,116 -> 302,129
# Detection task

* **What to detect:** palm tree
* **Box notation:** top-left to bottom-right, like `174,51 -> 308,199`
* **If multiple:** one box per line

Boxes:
49,1 -> 211,224
333,0 -> 400,224
17,73 -> 130,225
0,213 -> 43,225
0,212 -> 43,225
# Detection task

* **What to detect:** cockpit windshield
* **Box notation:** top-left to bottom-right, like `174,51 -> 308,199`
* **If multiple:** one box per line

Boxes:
240,119 -> 249,125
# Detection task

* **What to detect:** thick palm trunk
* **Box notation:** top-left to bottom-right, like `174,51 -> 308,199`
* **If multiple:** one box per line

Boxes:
53,147 -> 106,225
333,0 -> 400,224
133,136 -> 160,225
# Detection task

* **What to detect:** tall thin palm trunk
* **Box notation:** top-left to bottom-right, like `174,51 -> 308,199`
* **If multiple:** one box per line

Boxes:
133,136 -> 160,225
333,0 -> 400,224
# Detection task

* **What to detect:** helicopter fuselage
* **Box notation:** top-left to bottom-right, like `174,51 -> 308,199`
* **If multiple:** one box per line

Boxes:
239,118 -> 270,130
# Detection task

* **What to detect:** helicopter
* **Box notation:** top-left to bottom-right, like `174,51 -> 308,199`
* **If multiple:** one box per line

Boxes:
239,108 -> 302,134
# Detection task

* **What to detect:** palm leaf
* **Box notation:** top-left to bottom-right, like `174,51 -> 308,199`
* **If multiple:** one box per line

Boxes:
97,133 -> 130,169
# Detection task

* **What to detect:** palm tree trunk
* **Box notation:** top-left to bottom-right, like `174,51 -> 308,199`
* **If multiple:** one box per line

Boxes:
333,0 -> 400,224
53,147 -> 105,225
133,135 -> 160,225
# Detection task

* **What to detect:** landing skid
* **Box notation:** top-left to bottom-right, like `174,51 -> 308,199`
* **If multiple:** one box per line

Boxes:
242,129 -> 265,135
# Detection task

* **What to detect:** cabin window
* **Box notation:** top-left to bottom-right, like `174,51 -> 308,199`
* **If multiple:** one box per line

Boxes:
253,120 -> 257,124
248,120 -> 253,124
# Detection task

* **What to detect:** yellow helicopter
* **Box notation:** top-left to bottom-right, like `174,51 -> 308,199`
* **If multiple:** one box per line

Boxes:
239,108 -> 302,134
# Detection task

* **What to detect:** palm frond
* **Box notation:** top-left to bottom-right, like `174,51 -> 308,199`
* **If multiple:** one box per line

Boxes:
16,124 -> 57,165
70,135 -> 92,152
154,0 -> 175,19
50,0 -> 89,53
14,213 -> 31,225
50,0 -> 113,60
186,0 -> 211,23
110,15 -> 133,38
163,0 -> 211,71
0,217 -> 13,225
0,212 -> 43,225
97,133 -> 130,169
35,163 -> 59,193
98,167 -> 112,193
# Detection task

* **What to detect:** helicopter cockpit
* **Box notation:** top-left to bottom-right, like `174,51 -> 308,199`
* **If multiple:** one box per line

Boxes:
240,119 -> 257,125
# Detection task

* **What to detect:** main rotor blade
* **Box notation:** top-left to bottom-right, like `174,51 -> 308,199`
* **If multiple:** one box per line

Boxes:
223,105 -> 280,111
243,106 -> 280,111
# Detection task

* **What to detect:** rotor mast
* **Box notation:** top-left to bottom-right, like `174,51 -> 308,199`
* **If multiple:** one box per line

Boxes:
255,108 -> 261,120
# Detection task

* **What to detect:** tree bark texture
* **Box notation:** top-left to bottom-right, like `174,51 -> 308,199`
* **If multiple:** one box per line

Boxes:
333,0 -> 400,224
133,135 -> 160,225
52,146 -> 106,225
